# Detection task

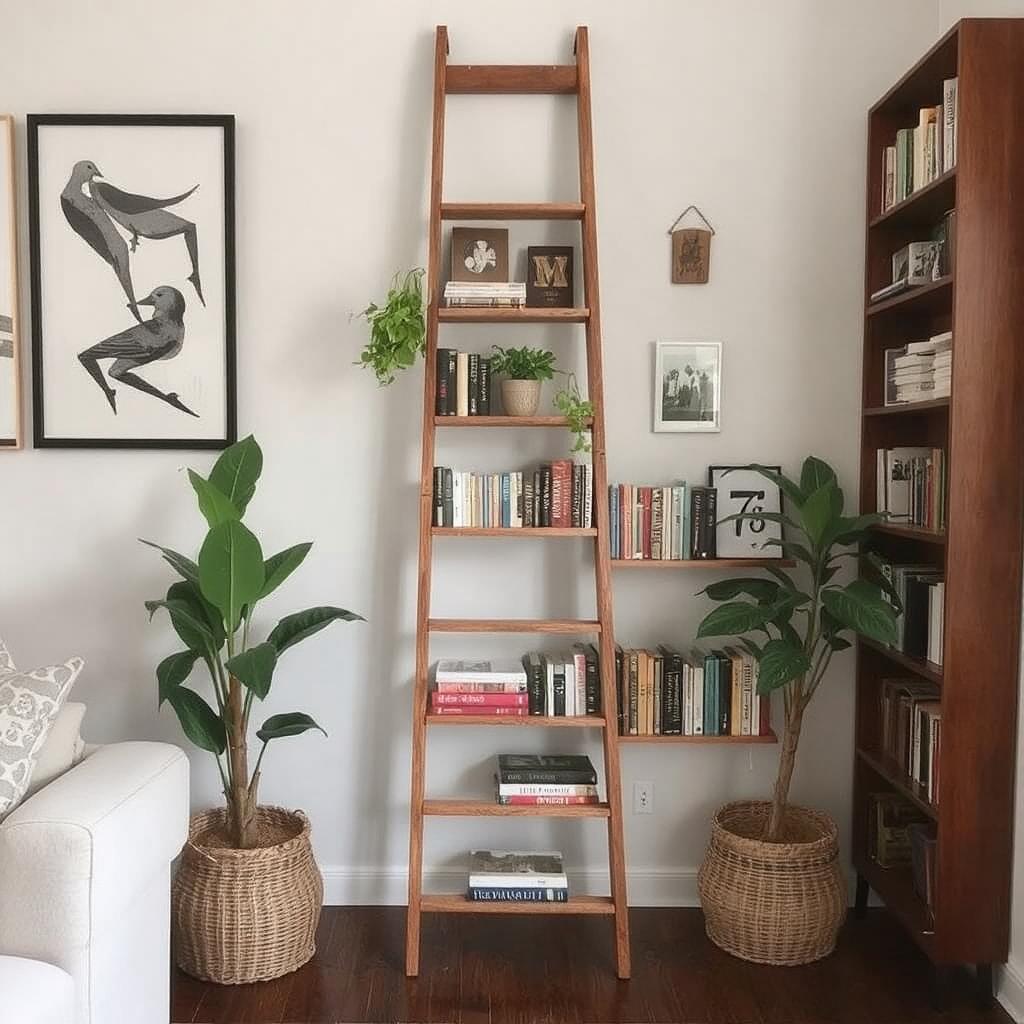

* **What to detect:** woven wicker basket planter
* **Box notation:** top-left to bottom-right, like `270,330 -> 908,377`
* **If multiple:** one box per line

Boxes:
698,800 -> 846,966
500,378 -> 542,417
173,806 -> 323,984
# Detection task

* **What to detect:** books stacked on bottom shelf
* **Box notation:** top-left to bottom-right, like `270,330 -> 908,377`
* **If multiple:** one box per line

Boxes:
435,349 -> 492,416
883,332 -> 953,406
433,461 -> 593,528
431,660 -> 529,718
879,678 -> 942,804
615,645 -> 769,738
876,447 -> 947,531
444,281 -> 527,308
467,849 -> 568,902
494,754 -> 599,807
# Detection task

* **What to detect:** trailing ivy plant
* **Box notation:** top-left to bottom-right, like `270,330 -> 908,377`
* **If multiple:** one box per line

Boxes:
357,268 -> 426,385
142,436 -> 363,849
553,372 -> 594,453
695,456 -> 899,842
490,345 -> 556,381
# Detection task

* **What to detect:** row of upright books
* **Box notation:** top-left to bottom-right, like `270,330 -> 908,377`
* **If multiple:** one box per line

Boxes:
608,483 -> 717,560
443,281 -> 527,308
431,654 -> 601,719
432,461 -> 594,529
493,754 -> 599,808
468,849 -> 569,902
880,77 -> 957,211
615,646 -> 769,738
884,331 -> 952,406
878,679 -> 942,806
877,559 -> 945,665
875,447 -> 947,533
435,349 -> 492,416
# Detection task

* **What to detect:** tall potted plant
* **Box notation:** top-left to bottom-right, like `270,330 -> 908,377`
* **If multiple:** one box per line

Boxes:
696,456 -> 898,965
143,435 -> 362,984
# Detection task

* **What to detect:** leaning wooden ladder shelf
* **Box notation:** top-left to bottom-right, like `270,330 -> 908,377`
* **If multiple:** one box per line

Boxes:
406,26 -> 631,978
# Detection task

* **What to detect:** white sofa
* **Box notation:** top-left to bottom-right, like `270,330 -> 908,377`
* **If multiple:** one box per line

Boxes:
0,741 -> 190,1024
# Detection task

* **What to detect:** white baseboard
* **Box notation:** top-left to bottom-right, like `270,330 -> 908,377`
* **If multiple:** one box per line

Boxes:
999,958 -> 1024,1023
320,865 -> 700,907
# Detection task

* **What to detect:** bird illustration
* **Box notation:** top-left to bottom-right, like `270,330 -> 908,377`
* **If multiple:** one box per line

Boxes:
61,160 -> 142,322
88,176 -> 205,305
77,285 -> 197,417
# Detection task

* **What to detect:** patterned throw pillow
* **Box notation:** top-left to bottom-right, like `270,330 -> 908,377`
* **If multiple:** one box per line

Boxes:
0,641 -> 83,818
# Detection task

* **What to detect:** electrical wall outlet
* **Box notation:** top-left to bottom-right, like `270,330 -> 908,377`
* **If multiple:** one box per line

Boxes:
633,780 -> 654,814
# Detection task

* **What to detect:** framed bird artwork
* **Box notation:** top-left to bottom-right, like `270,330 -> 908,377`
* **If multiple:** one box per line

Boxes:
0,115 -> 21,450
26,114 -> 236,449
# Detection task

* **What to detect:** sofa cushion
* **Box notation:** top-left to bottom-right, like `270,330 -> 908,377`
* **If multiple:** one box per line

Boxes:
27,702 -> 87,797
0,655 -> 82,819
0,955 -> 76,1024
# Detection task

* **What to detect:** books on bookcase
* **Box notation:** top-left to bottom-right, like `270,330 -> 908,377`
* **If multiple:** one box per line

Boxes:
436,349 -> 492,416
614,644 -> 769,738
608,482 -> 716,560
467,848 -> 569,902
877,559 -> 945,665
432,461 -> 593,528
494,754 -> 599,807
879,678 -> 942,805
884,331 -> 952,406
876,447 -> 947,531
444,281 -> 527,308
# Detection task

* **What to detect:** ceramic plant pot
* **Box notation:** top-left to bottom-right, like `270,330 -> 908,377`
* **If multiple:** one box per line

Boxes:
500,378 -> 542,417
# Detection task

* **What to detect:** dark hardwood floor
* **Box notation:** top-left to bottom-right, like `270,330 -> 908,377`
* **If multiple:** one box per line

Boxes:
173,907 -> 1013,1024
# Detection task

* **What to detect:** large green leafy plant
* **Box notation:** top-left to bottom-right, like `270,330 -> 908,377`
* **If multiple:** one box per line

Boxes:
143,436 -> 362,849
696,456 -> 898,842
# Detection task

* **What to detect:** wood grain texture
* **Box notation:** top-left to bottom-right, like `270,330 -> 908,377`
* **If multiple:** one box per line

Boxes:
422,894 -> 614,914
868,167 -> 956,229
428,617 -> 600,634
438,306 -> 589,323
434,415 -> 590,427
423,799 -> 611,818
445,64 -> 578,94
863,398 -> 950,417
173,906 -> 1014,1023
865,275 -> 954,317
426,712 -> 606,728
440,202 -> 585,220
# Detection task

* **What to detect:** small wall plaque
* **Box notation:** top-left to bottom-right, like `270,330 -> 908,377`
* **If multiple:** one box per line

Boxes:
667,206 -> 714,284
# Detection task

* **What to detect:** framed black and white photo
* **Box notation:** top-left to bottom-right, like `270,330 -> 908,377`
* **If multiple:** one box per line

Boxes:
653,340 -> 721,433
0,116 -> 21,449
28,115 -> 235,449
708,465 -> 784,559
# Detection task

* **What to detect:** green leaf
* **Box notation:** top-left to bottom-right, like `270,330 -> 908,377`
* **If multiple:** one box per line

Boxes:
198,520 -> 266,633
759,538 -> 816,566
164,687 -> 226,754
257,711 -> 327,742
699,578 -> 781,603
260,543 -> 313,599
821,580 -> 898,646
756,638 -> 812,694
827,635 -> 853,651
209,435 -> 263,517
762,564 -> 799,589
157,650 -> 200,706
146,587 -> 216,654
799,456 -> 838,501
860,552 -> 903,612
826,512 -> 884,548
777,620 -> 804,650
745,464 -> 805,510
139,540 -> 200,587
188,470 -> 240,528
268,606 -> 364,655
225,642 -> 277,700
800,481 -> 838,548
738,637 -> 764,660
696,601 -> 780,639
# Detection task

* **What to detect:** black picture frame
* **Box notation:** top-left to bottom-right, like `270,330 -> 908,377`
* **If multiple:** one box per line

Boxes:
707,464 -> 785,560
27,114 -> 236,449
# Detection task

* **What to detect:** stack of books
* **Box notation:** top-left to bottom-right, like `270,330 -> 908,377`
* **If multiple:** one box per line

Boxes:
430,660 -> 529,718
875,447 -> 947,531
615,645 -> 769,738
876,558 -> 945,664
467,849 -> 569,903
884,332 -> 953,405
494,755 -> 599,807
435,349 -> 492,416
880,77 -> 957,211
432,461 -> 593,528
522,648 -> 601,717
444,281 -> 526,308
608,482 -> 717,560
879,678 -> 942,804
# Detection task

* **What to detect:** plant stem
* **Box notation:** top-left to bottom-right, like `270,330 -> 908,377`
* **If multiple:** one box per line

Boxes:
225,671 -> 256,848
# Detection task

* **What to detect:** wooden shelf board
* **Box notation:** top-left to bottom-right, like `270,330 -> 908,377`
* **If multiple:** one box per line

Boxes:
611,558 -> 795,570
438,307 -> 589,324
426,713 -> 606,728
441,202 -> 585,220
445,64 -> 578,95
869,168 -> 956,229
432,527 -> 597,538
854,852 -> 935,954
421,893 -> 615,915
865,276 -> 953,318
424,798 -> 609,818
429,617 -> 600,634
618,730 -> 777,745
434,415 -> 590,428
864,398 -> 950,417
871,523 -> 946,545
859,637 -> 943,686
856,747 -> 938,820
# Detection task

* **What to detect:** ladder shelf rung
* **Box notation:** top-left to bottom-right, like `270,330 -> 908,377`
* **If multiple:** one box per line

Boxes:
422,893 -> 615,915
429,617 -> 600,634
441,202 -> 585,220
434,415 -> 592,428
438,307 -> 590,324
426,712 -> 607,728
445,64 -> 578,94
611,558 -> 797,570
432,527 -> 597,538
424,798 -> 610,818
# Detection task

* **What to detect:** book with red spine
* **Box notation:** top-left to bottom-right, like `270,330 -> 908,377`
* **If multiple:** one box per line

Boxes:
431,692 -> 529,707
640,487 -> 653,559
430,706 -> 529,717
550,459 -> 573,527
496,794 -> 601,805
435,680 -> 527,694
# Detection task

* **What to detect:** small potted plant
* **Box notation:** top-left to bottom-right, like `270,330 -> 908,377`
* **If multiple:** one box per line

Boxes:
143,436 -> 362,984
695,456 -> 898,965
490,344 -> 556,417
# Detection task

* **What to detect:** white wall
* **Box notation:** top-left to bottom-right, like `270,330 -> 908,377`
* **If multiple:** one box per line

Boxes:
0,1 -> 939,905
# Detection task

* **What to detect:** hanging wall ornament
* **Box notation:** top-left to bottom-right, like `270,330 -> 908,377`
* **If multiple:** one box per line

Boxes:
667,205 -> 714,284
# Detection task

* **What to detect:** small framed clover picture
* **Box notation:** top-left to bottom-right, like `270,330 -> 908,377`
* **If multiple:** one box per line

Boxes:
708,465 -> 784,559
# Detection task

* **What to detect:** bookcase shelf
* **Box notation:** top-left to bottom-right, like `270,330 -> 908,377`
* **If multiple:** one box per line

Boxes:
432,526 -> 597,538
425,713 -> 606,728
618,731 -> 777,745
853,20 -> 1024,984
438,307 -> 590,324
428,617 -> 600,634
610,558 -> 795,570
424,798 -> 611,818
440,201 -> 585,220
422,893 -> 615,915
434,415 -> 591,428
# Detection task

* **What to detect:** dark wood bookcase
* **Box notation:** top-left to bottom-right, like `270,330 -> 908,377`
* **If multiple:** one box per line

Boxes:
853,19 -> 1024,996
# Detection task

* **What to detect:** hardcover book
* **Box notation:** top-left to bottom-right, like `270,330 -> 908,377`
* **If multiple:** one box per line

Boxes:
496,754 -> 597,785
468,849 -> 567,888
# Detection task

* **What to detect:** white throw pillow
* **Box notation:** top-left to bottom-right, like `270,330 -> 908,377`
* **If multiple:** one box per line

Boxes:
0,648 -> 83,818
27,701 -> 87,796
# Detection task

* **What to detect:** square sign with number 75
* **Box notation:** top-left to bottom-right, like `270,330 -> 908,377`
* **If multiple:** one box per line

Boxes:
708,465 -> 784,559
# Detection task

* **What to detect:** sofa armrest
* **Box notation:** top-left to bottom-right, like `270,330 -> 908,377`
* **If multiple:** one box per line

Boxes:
0,741 -> 189,965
